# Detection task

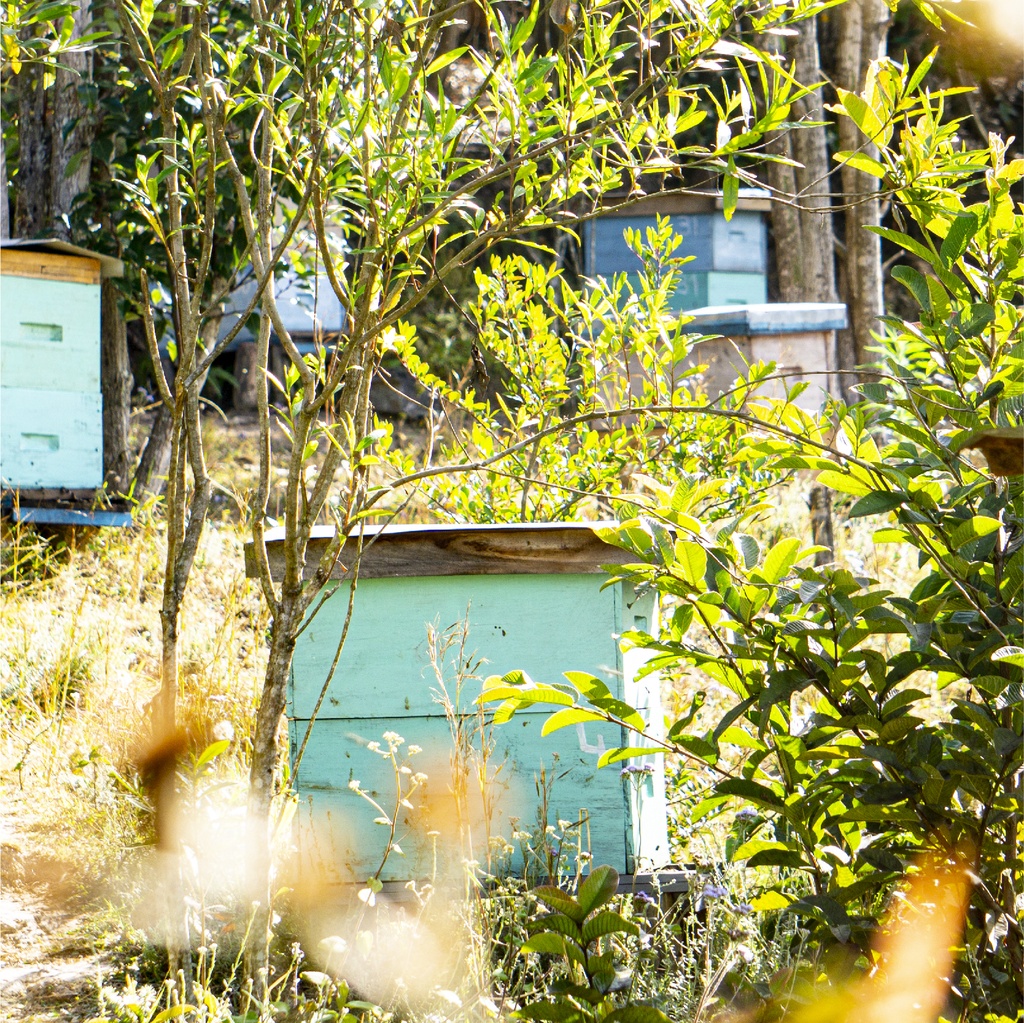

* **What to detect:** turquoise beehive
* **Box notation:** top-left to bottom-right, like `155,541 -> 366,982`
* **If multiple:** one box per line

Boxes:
1,241 -> 123,492
582,190 -> 769,309
251,522 -> 669,886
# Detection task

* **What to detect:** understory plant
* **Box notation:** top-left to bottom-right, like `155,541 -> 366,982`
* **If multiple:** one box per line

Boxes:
483,57 -> 1022,1021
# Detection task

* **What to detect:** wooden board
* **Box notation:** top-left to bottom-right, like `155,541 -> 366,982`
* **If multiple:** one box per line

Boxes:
584,211 -> 766,276
704,271 -> 768,308
0,248 -> 101,286
0,275 -> 101,392
607,271 -> 767,313
0,387 -> 103,489
291,712 -> 632,881
249,522 -> 637,581
288,572 -> 653,720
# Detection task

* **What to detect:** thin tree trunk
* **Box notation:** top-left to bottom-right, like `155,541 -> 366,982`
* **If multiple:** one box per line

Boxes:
133,405 -> 173,499
834,0 -> 890,399
759,18 -> 836,306
1,140 -> 9,239
102,279 -> 133,494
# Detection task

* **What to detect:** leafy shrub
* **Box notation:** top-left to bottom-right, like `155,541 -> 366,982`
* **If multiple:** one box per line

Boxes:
483,57 -> 1023,1020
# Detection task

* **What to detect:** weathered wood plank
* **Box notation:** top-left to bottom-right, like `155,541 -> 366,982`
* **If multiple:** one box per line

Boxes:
0,387 -> 103,489
292,712 -> 631,882
0,248 -> 101,285
247,522 -> 636,581
289,571 -> 642,719
0,276 -> 101,392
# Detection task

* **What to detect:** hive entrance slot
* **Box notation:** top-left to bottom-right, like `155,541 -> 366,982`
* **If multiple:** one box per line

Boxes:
19,322 -> 63,343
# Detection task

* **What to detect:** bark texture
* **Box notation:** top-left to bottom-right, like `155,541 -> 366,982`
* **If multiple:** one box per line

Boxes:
12,0 -> 94,238
760,18 -> 837,306
102,279 -> 133,493
833,0 -> 890,398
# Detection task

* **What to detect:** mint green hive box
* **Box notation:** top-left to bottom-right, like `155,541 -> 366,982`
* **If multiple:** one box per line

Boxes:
1,240 -> 123,492
254,522 -> 669,886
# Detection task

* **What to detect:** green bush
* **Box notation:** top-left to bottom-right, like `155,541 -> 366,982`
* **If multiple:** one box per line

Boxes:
484,56 -> 1022,1020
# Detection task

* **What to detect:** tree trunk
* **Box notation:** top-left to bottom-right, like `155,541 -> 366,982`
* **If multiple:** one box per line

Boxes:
1,140 -> 9,239
133,405 -> 173,500
243,619 -> 299,1002
759,18 -> 836,307
13,0 -> 93,238
833,0 -> 890,399
102,279 -> 133,494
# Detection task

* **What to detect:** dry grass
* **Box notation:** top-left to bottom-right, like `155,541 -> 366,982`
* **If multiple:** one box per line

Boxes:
0,493 -> 269,908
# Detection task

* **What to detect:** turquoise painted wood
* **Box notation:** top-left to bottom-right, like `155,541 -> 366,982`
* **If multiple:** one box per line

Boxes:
0,387 -> 103,488
585,211 -> 767,276
616,270 -> 767,311
1,266 -> 104,490
0,275 -> 101,392
287,557 -> 669,884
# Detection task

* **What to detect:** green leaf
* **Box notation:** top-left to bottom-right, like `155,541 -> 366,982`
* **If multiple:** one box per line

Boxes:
533,886 -> 586,923
722,159 -> 739,221
597,746 -> 661,768
939,212 -> 979,268
577,865 -> 619,916
603,1008 -> 670,1023
835,151 -> 886,178
425,46 -> 468,77
529,911 -> 583,941
948,515 -> 1001,548
715,778 -> 786,810
761,537 -> 801,584
817,468 -> 873,497
581,910 -> 639,944
849,491 -> 904,517
195,739 -> 230,769
516,999 -> 582,1022
673,541 -> 707,587
746,848 -> 808,869
892,264 -> 931,311
992,646 -> 1024,668
540,707 -> 608,736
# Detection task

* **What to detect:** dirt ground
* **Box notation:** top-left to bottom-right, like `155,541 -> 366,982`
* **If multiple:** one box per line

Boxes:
1,825 -> 110,1022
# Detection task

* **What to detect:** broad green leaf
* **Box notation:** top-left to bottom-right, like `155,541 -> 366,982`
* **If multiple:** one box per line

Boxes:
761,537 -> 801,584
849,491 -> 904,517
948,515 -> 1001,548
715,777 -> 785,809
892,264 -> 931,311
673,540 -> 707,587
516,997 -> 583,1022
751,890 -> 791,911
603,1008 -> 670,1023
817,468 -> 873,497
578,865 -> 619,916
835,151 -> 886,178
581,910 -> 639,944
939,212 -> 979,268
597,746 -> 661,768
533,886 -> 586,923
541,707 -> 608,736
992,646 -> 1024,667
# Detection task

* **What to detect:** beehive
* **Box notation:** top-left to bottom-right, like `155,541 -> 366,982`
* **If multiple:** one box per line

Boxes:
684,303 -> 849,410
582,191 -> 769,310
250,522 -> 669,885
1,241 -> 122,491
